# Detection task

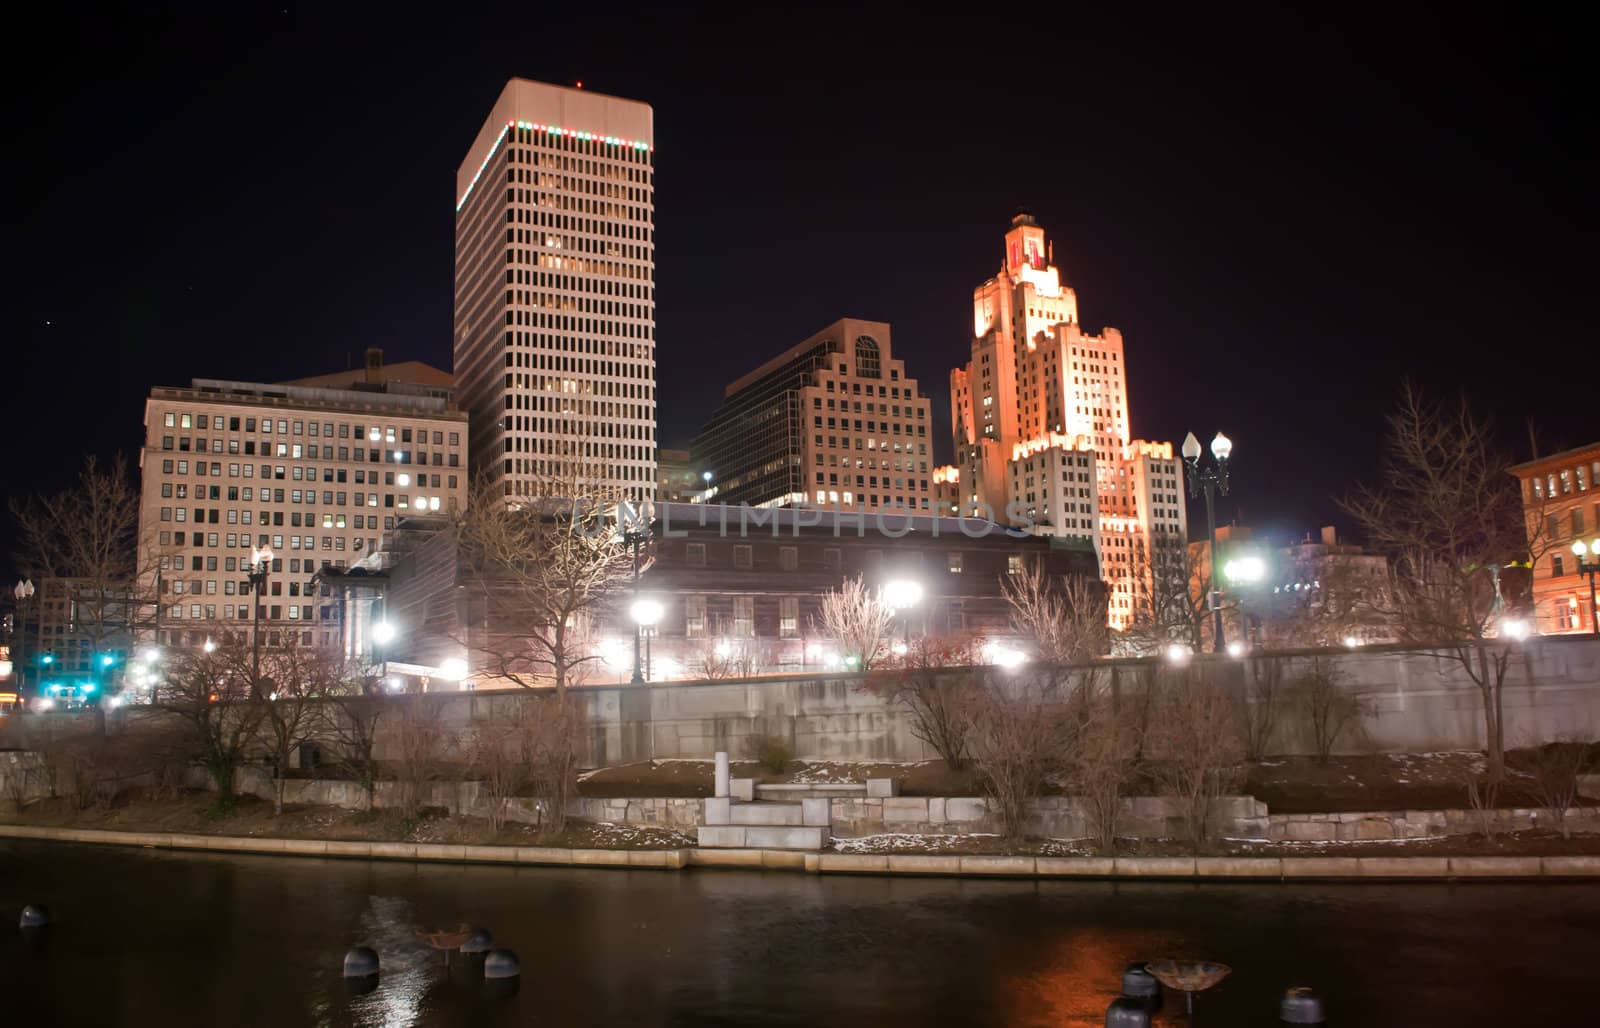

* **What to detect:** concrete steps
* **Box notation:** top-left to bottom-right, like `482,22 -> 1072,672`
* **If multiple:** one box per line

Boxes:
700,796 -> 833,850
754,782 -> 867,801
696,824 -> 832,850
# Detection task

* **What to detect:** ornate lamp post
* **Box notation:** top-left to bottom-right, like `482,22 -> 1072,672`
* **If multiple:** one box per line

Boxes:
882,578 -> 924,653
1222,553 -> 1267,654
247,545 -> 275,694
1182,430 -> 1233,653
621,505 -> 654,685
1570,538 -> 1600,637
630,598 -> 664,682
10,579 -> 35,708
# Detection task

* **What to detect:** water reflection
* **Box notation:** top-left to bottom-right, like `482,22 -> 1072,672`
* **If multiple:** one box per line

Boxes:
3,841 -> 1598,1027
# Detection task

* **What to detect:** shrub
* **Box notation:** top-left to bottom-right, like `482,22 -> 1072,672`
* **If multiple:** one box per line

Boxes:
1147,668 -> 1245,851
1516,739 -> 1593,840
968,678 -> 1074,841
742,732 -> 794,775
1066,698 -> 1142,854
1290,657 -> 1363,763
859,638 -> 977,770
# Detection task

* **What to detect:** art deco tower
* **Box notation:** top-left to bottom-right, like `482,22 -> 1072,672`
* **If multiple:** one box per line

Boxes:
454,79 -> 656,501
946,212 -> 1188,630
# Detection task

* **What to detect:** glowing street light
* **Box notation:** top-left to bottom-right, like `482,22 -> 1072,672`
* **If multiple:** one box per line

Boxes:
1165,643 -> 1192,664
203,638 -> 217,654
1226,641 -> 1245,659
631,598 -> 664,682
1182,430 -> 1235,653
371,621 -> 397,646
1569,538 -> 1600,637
882,578 -> 924,654
437,657 -> 469,682
1501,618 -> 1531,641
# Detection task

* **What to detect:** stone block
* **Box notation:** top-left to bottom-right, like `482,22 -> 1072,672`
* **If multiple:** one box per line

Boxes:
696,825 -> 747,848
515,846 -> 572,865
1449,856 -> 1541,878
1195,857 -> 1282,879
743,826 -> 828,850
866,777 -> 900,797
1577,774 -> 1600,801
887,855 -> 958,875
881,797 -> 930,823
1541,856 -> 1600,877
945,797 -> 988,822
1036,857 -> 1116,877
1278,857 -> 1360,878
801,798 -> 831,827
817,853 -> 889,873
730,778 -> 755,802
927,797 -> 947,823
1348,819 -> 1396,841
730,802 -> 806,826
959,856 -> 1036,876
461,845 -> 517,863
1357,857 -> 1450,878
1282,820 -> 1338,842
1113,857 -> 1196,878
704,797 -> 731,825
280,839 -> 329,857
760,850 -> 808,870
691,848 -> 765,868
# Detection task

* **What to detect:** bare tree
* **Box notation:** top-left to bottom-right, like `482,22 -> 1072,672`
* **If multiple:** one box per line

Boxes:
145,630 -> 265,800
1236,655 -> 1284,761
524,694 -> 585,836
393,697 -> 454,819
1116,529 -> 1205,656
1517,739 -> 1593,840
1342,383 -> 1550,782
9,456 -> 168,710
1066,697 -> 1142,854
1147,667 -> 1244,851
1290,657 -> 1364,763
691,617 -> 763,680
816,575 -> 896,671
257,640 -> 345,815
860,638 -> 978,770
465,699 -> 532,833
325,691 -> 385,811
1003,559 -> 1107,663
454,471 -> 635,697
967,677 -> 1074,842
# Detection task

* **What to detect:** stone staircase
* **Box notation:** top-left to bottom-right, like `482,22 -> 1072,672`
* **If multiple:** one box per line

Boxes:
696,795 -> 832,850
695,755 -> 833,851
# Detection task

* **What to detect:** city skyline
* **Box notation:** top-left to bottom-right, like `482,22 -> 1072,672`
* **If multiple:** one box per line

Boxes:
5,11 -> 1593,578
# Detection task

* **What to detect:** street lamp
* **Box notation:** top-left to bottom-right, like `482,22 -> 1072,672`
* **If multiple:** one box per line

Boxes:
371,620 -> 396,686
620,508 -> 654,685
630,598 -> 664,682
1569,538 -> 1600,636
1223,553 -> 1266,651
248,545 -> 274,693
11,579 -> 35,705
881,578 -> 924,651
1182,430 -> 1233,653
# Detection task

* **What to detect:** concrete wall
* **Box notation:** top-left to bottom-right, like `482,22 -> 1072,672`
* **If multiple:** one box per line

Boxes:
9,637 -> 1600,767
389,636 -> 1600,763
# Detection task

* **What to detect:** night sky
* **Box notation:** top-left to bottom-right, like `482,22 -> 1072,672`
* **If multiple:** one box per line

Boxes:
5,7 -> 1593,578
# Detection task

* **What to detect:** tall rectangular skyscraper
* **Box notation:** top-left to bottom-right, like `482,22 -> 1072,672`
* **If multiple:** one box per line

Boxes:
454,78 -> 656,502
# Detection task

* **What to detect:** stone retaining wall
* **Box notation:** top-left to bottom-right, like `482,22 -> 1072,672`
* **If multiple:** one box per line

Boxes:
1269,807 -> 1600,842
7,823 -> 1600,880
828,795 -> 1270,841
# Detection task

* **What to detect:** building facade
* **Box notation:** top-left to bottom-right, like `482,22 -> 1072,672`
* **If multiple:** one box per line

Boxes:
454,78 -> 656,503
374,502 -> 1101,689
694,319 -> 935,512
1511,442 -> 1600,635
136,372 -> 468,653
946,212 -> 1187,631
655,448 -> 705,503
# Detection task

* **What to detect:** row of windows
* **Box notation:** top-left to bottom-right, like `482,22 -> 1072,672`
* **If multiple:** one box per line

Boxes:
161,412 -> 459,446
1530,461 -> 1600,499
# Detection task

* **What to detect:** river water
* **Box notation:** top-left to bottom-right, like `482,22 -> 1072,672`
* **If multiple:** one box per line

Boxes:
1,840 -> 1596,1026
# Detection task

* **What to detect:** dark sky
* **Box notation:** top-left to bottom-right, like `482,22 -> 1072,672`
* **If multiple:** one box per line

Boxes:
4,6 -> 1593,575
